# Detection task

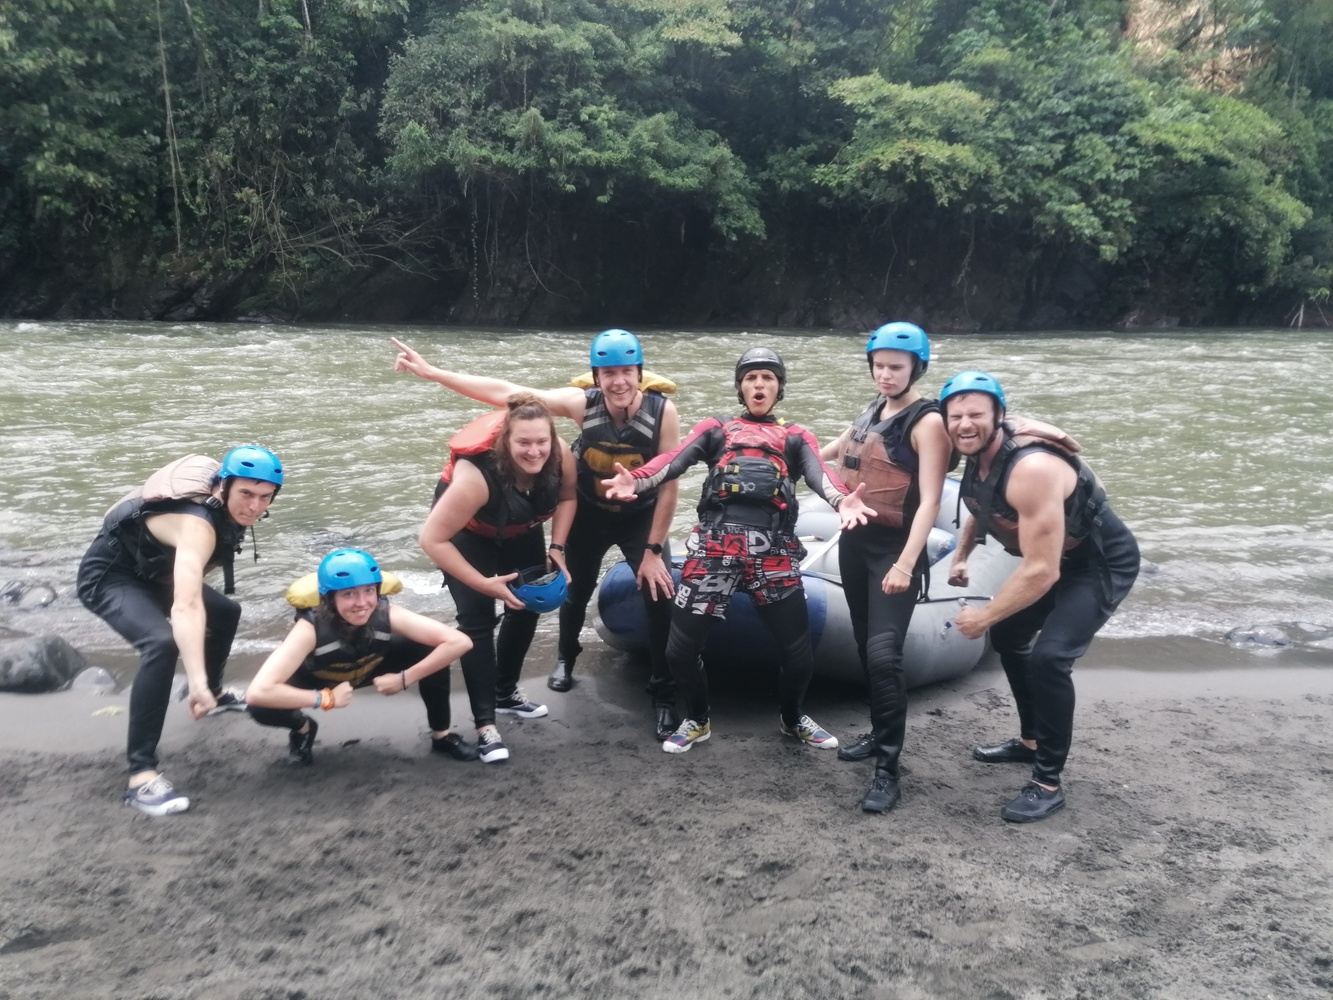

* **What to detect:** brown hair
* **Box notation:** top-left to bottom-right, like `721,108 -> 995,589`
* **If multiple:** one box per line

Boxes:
491,392 -> 562,488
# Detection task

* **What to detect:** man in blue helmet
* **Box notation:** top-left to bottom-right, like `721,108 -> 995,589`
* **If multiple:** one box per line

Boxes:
939,372 -> 1139,823
393,331 -> 683,741
77,445 -> 285,816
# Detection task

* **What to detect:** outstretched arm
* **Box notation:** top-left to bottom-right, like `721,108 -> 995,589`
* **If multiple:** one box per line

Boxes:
391,337 -> 587,421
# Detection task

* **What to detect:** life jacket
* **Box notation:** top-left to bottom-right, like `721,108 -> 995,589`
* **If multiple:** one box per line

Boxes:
298,599 -> 394,687
568,369 -> 678,395
100,455 -> 244,593
285,571 -> 403,610
438,411 -> 560,539
835,398 -> 936,530
573,388 -> 667,508
701,417 -> 798,527
959,417 -> 1107,556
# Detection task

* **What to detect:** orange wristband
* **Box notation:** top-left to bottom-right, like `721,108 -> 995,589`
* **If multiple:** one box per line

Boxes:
320,688 -> 334,711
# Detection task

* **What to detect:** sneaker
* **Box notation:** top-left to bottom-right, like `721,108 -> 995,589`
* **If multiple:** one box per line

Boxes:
1001,781 -> 1065,823
123,774 -> 190,817
431,731 -> 480,762
780,715 -> 840,749
288,718 -> 318,766
206,686 -> 247,716
476,725 -> 510,763
837,732 -> 875,762
662,718 -> 711,754
495,688 -> 549,719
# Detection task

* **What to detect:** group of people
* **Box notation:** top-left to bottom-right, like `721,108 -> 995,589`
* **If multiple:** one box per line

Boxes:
78,324 -> 1138,825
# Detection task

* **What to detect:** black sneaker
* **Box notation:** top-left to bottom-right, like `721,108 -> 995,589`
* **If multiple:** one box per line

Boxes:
973,738 -> 1037,764
431,732 -> 479,762
1001,782 -> 1065,823
288,718 -> 318,766
476,725 -> 510,763
837,732 -> 875,762
654,703 -> 680,742
206,686 -> 248,716
495,688 -> 549,719
861,772 -> 901,813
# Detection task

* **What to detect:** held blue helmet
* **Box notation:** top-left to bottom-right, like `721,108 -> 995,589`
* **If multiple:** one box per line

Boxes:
938,370 -> 1006,415
220,445 -> 284,488
509,565 -> 568,614
317,548 -> 383,595
589,329 -> 644,369
866,322 -> 930,380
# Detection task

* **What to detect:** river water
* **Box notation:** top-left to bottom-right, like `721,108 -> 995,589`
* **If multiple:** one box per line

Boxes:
2,321 -> 1331,673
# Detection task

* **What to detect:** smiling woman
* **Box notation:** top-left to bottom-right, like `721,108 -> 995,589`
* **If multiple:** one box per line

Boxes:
245,547 -> 474,769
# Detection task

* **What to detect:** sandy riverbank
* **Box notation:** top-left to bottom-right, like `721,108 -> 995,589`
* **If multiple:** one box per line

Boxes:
0,639 -> 1330,1000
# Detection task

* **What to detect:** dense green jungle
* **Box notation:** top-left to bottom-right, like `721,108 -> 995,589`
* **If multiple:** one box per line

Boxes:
1,0 -> 1330,329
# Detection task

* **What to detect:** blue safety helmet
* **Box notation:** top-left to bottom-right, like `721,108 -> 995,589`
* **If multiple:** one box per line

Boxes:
866,322 -> 930,380
589,329 -> 644,369
220,445 -> 284,488
509,565 -> 568,614
938,370 -> 1006,415
735,346 -> 786,403
317,548 -> 383,595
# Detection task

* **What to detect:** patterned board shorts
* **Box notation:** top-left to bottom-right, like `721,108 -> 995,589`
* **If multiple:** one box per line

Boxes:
673,524 -> 807,618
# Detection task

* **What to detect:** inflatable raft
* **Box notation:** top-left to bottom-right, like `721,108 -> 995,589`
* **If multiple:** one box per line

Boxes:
593,477 -> 1019,688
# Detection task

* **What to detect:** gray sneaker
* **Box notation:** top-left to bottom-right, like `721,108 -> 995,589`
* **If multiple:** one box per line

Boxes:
123,775 -> 190,817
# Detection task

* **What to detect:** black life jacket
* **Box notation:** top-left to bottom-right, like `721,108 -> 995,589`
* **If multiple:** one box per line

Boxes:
100,496 -> 245,592
700,417 -> 798,527
960,419 -> 1107,556
444,454 -> 560,540
573,388 -> 666,508
836,398 -> 936,530
299,599 -> 394,687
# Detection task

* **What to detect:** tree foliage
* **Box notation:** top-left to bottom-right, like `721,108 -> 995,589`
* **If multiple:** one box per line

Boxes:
1,0 -> 1330,324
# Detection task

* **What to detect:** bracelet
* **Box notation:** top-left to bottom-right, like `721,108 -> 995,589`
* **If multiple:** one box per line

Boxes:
401,671 -> 409,692
312,690 -> 321,710
548,542 -> 566,553
320,688 -> 334,711
890,563 -> 912,577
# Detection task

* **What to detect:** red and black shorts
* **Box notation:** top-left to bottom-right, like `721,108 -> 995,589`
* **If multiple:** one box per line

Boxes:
672,524 -> 807,618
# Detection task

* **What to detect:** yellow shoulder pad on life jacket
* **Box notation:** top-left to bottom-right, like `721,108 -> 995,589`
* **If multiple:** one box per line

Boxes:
285,571 -> 404,609
569,369 -> 678,395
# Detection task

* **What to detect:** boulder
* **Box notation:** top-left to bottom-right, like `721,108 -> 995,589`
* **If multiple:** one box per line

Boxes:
0,635 -> 89,693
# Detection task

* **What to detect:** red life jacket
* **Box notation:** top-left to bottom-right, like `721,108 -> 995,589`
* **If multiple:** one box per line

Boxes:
702,418 -> 797,523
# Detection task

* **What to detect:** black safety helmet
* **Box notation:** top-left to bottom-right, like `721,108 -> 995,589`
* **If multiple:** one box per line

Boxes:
734,347 -> 786,404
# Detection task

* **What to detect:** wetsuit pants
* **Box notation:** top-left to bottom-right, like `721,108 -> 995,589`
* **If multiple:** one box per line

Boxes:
77,542 -> 240,774
557,501 -> 675,705
665,592 -> 816,727
838,526 -> 921,776
444,526 -> 546,729
247,635 -> 453,733
989,508 -> 1140,787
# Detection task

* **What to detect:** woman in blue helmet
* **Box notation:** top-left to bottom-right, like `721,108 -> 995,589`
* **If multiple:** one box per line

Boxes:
822,323 -> 951,813
246,549 -> 474,765
393,330 -> 683,742
77,445 -> 285,817
418,393 -> 577,764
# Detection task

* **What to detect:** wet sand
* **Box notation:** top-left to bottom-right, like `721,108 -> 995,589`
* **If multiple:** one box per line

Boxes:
1,638 -> 1330,999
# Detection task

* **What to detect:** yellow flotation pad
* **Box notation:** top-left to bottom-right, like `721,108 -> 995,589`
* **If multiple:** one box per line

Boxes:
285,571 -> 404,609
569,369 -> 677,395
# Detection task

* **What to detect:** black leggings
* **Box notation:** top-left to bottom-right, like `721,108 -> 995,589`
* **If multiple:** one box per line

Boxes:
989,509 -> 1140,786
444,527 -> 546,728
665,589 -> 815,726
558,501 -> 674,703
77,541 -> 240,774
247,634 -> 453,733
838,526 -> 920,773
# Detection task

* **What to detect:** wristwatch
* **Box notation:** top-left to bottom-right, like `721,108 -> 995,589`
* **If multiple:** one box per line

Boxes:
646,542 -> 664,555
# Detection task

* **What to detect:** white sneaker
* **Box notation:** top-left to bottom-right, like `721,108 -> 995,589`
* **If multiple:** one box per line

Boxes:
780,714 -> 840,749
206,686 -> 247,716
